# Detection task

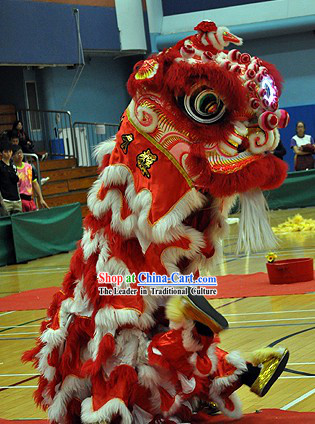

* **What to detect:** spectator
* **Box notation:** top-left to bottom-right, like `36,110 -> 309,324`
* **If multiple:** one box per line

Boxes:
290,121 -> 315,171
12,145 -> 49,212
11,120 -> 48,161
0,192 -> 8,216
273,139 -> 287,160
10,129 -> 20,146
0,140 -> 22,214
12,120 -> 34,153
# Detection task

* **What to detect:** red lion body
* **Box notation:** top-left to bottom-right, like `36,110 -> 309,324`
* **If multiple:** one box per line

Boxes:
23,21 -> 289,423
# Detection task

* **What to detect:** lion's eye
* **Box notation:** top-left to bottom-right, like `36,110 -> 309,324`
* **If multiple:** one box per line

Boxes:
178,86 -> 226,124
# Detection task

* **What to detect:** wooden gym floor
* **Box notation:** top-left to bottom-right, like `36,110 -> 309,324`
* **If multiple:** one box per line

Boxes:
0,207 -> 314,420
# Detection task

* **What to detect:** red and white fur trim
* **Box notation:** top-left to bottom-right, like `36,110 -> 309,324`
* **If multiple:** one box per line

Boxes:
209,351 -> 247,419
93,137 -> 116,166
81,397 -> 133,424
48,376 -> 91,423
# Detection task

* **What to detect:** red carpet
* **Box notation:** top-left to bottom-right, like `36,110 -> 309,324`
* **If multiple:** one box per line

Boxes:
0,271 -> 314,312
1,409 -> 315,423
210,409 -> 315,422
212,271 -> 315,299
0,286 -> 58,312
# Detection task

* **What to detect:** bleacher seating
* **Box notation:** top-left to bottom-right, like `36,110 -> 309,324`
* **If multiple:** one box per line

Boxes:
40,158 -> 98,217
0,104 -> 16,133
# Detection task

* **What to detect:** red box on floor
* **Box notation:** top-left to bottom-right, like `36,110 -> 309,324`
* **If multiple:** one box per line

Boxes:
266,258 -> 314,284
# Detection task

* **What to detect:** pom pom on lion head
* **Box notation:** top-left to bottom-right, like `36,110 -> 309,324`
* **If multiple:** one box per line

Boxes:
125,20 -> 289,253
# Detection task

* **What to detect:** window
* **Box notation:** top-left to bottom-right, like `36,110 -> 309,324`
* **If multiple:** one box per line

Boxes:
25,81 -> 40,130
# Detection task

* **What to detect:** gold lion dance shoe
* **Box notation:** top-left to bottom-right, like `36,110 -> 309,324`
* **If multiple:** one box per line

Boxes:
250,347 -> 289,397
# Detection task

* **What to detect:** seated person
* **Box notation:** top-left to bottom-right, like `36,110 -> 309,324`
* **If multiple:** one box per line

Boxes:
290,121 -> 314,171
12,120 -> 34,153
12,145 -> 49,212
0,140 -> 22,214
10,129 -> 20,146
11,120 -> 48,161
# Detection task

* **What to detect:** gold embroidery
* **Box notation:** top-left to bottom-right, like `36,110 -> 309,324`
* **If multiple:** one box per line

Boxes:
136,148 -> 158,178
126,109 -> 194,188
120,133 -> 134,154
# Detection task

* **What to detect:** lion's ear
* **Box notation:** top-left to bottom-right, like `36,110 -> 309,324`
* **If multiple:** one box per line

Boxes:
127,57 -> 164,97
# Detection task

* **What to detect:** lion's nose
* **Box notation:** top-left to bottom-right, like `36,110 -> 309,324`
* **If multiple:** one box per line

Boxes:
275,109 -> 290,129
258,111 -> 278,132
258,109 -> 289,132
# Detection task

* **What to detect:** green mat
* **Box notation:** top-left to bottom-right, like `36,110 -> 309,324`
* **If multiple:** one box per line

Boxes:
0,203 -> 82,266
265,169 -> 315,210
0,216 -> 15,266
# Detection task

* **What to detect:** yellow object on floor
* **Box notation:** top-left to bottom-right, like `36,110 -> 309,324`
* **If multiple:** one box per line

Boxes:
272,214 -> 315,233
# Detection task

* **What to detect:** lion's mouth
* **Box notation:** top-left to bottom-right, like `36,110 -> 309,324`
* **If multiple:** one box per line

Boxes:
206,149 -> 261,174
214,114 -> 279,160
206,117 -> 279,173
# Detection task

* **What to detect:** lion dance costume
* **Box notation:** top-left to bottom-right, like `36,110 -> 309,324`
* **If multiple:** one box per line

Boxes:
24,21 -> 291,423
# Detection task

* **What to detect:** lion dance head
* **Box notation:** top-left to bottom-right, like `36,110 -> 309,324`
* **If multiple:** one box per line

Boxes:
122,20 -> 289,253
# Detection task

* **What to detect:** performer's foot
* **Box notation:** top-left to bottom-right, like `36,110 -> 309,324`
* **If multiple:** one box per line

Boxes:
250,347 -> 289,397
183,290 -> 229,333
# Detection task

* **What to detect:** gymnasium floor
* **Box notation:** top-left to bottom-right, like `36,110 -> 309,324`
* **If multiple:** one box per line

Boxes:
0,207 -> 314,420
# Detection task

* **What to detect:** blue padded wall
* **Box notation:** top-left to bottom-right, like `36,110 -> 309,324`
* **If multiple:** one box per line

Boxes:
162,0 -> 274,16
0,0 -> 120,65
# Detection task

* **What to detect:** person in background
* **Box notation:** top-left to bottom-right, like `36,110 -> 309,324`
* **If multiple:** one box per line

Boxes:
10,129 -> 20,146
290,121 -> 315,171
0,140 -> 22,214
0,192 -> 8,216
12,120 -> 34,153
11,120 -> 48,160
10,130 -> 50,186
12,145 -> 49,212
273,139 -> 287,160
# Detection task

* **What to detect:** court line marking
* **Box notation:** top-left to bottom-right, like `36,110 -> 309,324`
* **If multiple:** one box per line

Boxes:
0,325 -> 40,328
0,332 -> 39,336
280,376 -> 315,379
0,311 -> 16,317
223,247 -> 315,258
285,368 -> 315,377
0,269 -> 67,276
0,374 -> 38,377
225,309 -> 315,316
0,266 -> 68,273
0,337 -> 37,340
217,297 -> 245,309
288,362 -> 315,365
268,325 -> 315,348
0,386 -> 38,389
281,387 -> 315,410
0,316 -> 46,333
229,317 -> 315,324
231,322 -> 315,329
0,375 -> 39,392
